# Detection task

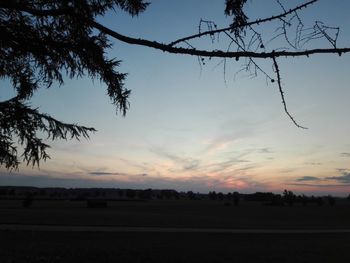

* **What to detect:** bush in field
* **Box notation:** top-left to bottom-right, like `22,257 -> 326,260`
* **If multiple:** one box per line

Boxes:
139,189 -> 153,200
316,197 -> 324,206
87,199 -> 107,208
217,192 -> 224,201
187,191 -> 196,200
160,190 -> 174,200
300,194 -> 309,206
126,189 -> 136,199
244,192 -> 275,202
327,195 -> 336,207
270,194 -> 284,206
208,191 -> 217,200
283,190 -> 296,206
22,193 -> 33,208
233,192 -> 240,206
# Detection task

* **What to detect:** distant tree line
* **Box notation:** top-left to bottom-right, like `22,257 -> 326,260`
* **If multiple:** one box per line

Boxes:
0,186 -> 347,208
243,189 -> 338,207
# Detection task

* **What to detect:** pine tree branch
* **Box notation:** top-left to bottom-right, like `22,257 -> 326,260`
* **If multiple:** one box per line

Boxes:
0,2 -> 69,16
0,97 -> 96,169
3,1 -> 349,60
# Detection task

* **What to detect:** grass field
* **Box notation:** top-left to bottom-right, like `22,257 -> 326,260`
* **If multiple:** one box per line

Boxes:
1,199 -> 350,229
1,199 -> 350,262
1,231 -> 350,263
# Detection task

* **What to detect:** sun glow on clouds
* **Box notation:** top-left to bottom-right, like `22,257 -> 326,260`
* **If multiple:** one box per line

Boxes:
8,118 -> 347,195
6,112 -> 350,195
1,1 -> 350,196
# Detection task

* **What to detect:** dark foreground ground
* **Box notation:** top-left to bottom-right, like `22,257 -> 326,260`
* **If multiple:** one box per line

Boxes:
1,199 -> 350,229
1,231 -> 350,263
1,199 -> 350,262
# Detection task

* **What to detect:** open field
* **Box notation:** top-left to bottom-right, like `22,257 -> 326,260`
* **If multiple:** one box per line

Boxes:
1,231 -> 350,263
1,199 -> 350,262
1,199 -> 350,229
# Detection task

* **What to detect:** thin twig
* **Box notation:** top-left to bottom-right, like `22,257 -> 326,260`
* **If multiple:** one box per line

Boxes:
168,0 -> 318,47
272,56 -> 307,129
90,21 -> 350,59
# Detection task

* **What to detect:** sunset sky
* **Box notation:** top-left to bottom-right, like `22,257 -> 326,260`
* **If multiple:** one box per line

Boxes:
1,0 -> 350,196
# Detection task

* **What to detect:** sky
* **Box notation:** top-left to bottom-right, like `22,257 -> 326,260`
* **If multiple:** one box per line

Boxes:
1,0 -> 350,196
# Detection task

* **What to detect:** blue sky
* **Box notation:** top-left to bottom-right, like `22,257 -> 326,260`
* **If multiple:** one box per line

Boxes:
1,0 -> 350,195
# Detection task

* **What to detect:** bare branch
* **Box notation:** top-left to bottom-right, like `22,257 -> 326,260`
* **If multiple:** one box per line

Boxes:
5,1 -> 348,61
91,20 -> 350,60
272,57 -> 307,129
168,0 -> 319,47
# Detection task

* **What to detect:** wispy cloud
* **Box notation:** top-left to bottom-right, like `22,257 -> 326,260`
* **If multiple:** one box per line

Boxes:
207,157 -> 251,173
326,172 -> 350,183
202,135 -> 237,154
234,164 -> 258,172
341,152 -> 350,157
280,168 -> 298,174
257,148 -> 273,154
89,171 -> 148,177
89,172 -> 126,176
304,162 -> 322,166
336,168 -> 349,173
294,170 -> 350,185
296,176 -> 320,182
289,183 -> 350,188
149,147 -> 201,172
201,120 -> 258,154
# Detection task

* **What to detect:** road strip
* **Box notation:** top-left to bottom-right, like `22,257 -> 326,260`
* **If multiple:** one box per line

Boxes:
1,224 -> 350,233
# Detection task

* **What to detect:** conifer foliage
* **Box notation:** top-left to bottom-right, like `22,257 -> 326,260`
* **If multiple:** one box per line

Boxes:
0,0 -> 148,169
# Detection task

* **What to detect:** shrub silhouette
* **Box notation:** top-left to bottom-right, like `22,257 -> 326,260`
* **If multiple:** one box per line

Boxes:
283,190 -> 296,206
233,192 -> 240,206
87,199 -> 107,208
316,197 -> 324,206
22,193 -> 33,208
327,195 -> 336,206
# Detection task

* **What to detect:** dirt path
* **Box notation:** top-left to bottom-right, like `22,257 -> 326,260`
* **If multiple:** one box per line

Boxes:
1,224 -> 350,233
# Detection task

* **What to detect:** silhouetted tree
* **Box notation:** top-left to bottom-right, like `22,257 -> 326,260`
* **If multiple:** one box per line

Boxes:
217,192 -> 224,201
327,195 -> 336,207
116,189 -> 124,198
187,191 -> 196,200
283,189 -> 296,206
2,0 -> 350,168
316,197 -> 324,206
173,191 -> 180,200
160,190 -> 173,200
209,191 -> 217,200
270,194 -> 283,206
126,189 -> 136,199
0,0 -> 148,169
233,191 -> 240,206
245,192 -> 275,203
301,194 -> 309,206
139,189 -> 153,200
22,192 -> 33,208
